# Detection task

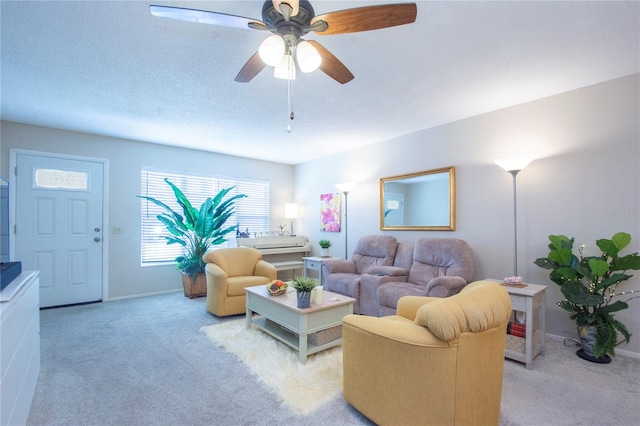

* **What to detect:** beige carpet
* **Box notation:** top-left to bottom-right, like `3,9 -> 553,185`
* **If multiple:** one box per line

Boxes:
200,319 -> 343,415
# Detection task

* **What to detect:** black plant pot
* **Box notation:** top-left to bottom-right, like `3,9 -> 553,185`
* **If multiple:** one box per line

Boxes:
576,349 -> 612,364
577,324 -> 612,364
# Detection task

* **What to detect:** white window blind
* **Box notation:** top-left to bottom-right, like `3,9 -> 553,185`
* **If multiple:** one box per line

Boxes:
140,169 -> 270,266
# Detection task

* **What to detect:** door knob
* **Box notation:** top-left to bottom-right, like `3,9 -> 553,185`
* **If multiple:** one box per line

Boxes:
95,227 -> 101,232
94,237 -> 101,242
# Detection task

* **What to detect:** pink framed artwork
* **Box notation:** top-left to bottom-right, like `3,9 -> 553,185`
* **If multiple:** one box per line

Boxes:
320,193 -> 341,232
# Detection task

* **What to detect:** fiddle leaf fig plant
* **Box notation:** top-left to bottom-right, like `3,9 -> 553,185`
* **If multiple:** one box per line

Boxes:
138,178 -> 247,278
534,232 -> 640,358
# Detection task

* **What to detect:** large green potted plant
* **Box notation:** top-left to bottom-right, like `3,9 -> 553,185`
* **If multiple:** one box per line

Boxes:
139,178 -> 246,298
534,232 -> 640,362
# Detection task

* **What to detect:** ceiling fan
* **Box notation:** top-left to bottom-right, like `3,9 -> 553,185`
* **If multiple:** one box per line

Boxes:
150,0 -> 417,84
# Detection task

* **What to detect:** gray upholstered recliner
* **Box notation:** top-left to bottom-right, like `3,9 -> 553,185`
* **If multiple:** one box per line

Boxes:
321,235 -> 398,314
375,237 -> 474,316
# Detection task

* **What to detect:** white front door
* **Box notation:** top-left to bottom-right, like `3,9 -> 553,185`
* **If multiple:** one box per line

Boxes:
14,152 -> 105,308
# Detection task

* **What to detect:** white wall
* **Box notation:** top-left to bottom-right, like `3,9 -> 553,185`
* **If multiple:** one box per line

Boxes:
294,74 -> 640,355
0,122 -> 294,299
1,74 -> 638,355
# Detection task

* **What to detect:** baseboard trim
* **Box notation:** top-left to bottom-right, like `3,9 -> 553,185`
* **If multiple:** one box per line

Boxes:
105,288 -> 183,302
546,333 -> 639,360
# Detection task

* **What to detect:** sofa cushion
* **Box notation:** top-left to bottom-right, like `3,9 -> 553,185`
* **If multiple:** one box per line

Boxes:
351,235 -> 398,273
408,238 -> 474,285
392,242 -> 414,270
377,281 -> 429,314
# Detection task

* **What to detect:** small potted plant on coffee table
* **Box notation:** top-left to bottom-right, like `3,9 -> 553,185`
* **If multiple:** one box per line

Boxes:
291,276 -> 318,308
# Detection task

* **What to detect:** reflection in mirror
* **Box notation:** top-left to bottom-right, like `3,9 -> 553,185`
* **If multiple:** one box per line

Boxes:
380,166 -> 455,231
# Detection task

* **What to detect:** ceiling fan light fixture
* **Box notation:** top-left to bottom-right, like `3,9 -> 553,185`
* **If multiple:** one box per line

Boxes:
296,40 -> 321,73
274,53 -> 296,80
258,34 -> 285,66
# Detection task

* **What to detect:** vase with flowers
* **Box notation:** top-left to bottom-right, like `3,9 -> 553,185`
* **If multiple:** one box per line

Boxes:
534,232 -> 640,362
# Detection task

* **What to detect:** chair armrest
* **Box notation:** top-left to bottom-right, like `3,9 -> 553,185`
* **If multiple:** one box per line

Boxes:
343,314 -> 449,347
425,276 -> 468,297
367,265 -> 409,277
396,296 -> 441,320
255,260 -> 278,280
205,263 -> 228,282
322,259 -> 357,274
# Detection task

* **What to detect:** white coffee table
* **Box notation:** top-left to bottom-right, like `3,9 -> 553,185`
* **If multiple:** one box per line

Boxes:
245,285 -> 355,363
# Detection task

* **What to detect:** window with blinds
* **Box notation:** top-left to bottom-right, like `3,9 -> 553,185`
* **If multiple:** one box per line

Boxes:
140,169 -> 270,266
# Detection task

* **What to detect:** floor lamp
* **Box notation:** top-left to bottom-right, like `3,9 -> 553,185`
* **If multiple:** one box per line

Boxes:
335,182 -> 356,260
495,158 -> 531,277
284,203 -> 297,236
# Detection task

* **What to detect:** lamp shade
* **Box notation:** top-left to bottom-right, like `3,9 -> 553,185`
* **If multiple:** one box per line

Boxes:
274,53 -> 296,80
296,41 -> 321,73
336,182 -> 356,194
495,158 -> 532,172
284,203 -> 298,219
258,34 -> 285,67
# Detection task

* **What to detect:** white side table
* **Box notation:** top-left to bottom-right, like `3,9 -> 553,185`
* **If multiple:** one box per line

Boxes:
303,256 -> 340,286
492,279 -> 547,369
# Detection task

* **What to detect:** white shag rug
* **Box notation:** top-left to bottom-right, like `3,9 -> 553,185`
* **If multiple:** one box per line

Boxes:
200,318 -> 343,415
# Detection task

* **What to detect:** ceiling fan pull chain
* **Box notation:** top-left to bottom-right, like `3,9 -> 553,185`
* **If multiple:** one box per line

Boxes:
287,72 -> 294,133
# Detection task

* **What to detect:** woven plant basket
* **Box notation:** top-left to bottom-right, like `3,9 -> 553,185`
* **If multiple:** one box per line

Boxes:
181,273 -> 207,299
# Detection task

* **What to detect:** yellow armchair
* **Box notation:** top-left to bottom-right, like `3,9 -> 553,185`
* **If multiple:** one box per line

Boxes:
342,280 -> 512,426
203,247 -> 277,317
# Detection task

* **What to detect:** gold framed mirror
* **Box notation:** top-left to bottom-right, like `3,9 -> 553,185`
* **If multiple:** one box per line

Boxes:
380,166 -> 455,231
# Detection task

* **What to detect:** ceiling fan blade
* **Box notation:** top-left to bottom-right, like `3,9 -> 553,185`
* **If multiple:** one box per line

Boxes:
311,3 -> 417,35
234,52 -> 267,83
306,40 -> 354,84
150,5 -> 266,30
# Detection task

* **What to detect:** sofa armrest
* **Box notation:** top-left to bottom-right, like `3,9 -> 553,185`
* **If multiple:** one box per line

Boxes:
255,260 -> 278,280
396,296 -> 441,320
367,265 -> 409,277
322,259 -> 357,274
358,273 -> 408,316
425,276 -> 468,297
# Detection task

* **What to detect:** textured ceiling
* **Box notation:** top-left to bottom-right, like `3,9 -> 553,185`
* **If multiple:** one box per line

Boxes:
2,1 -> 639,165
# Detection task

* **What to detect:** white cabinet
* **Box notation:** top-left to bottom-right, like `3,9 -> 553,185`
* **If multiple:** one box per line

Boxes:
499,281 -> 547,369
1,271 -> 40,426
